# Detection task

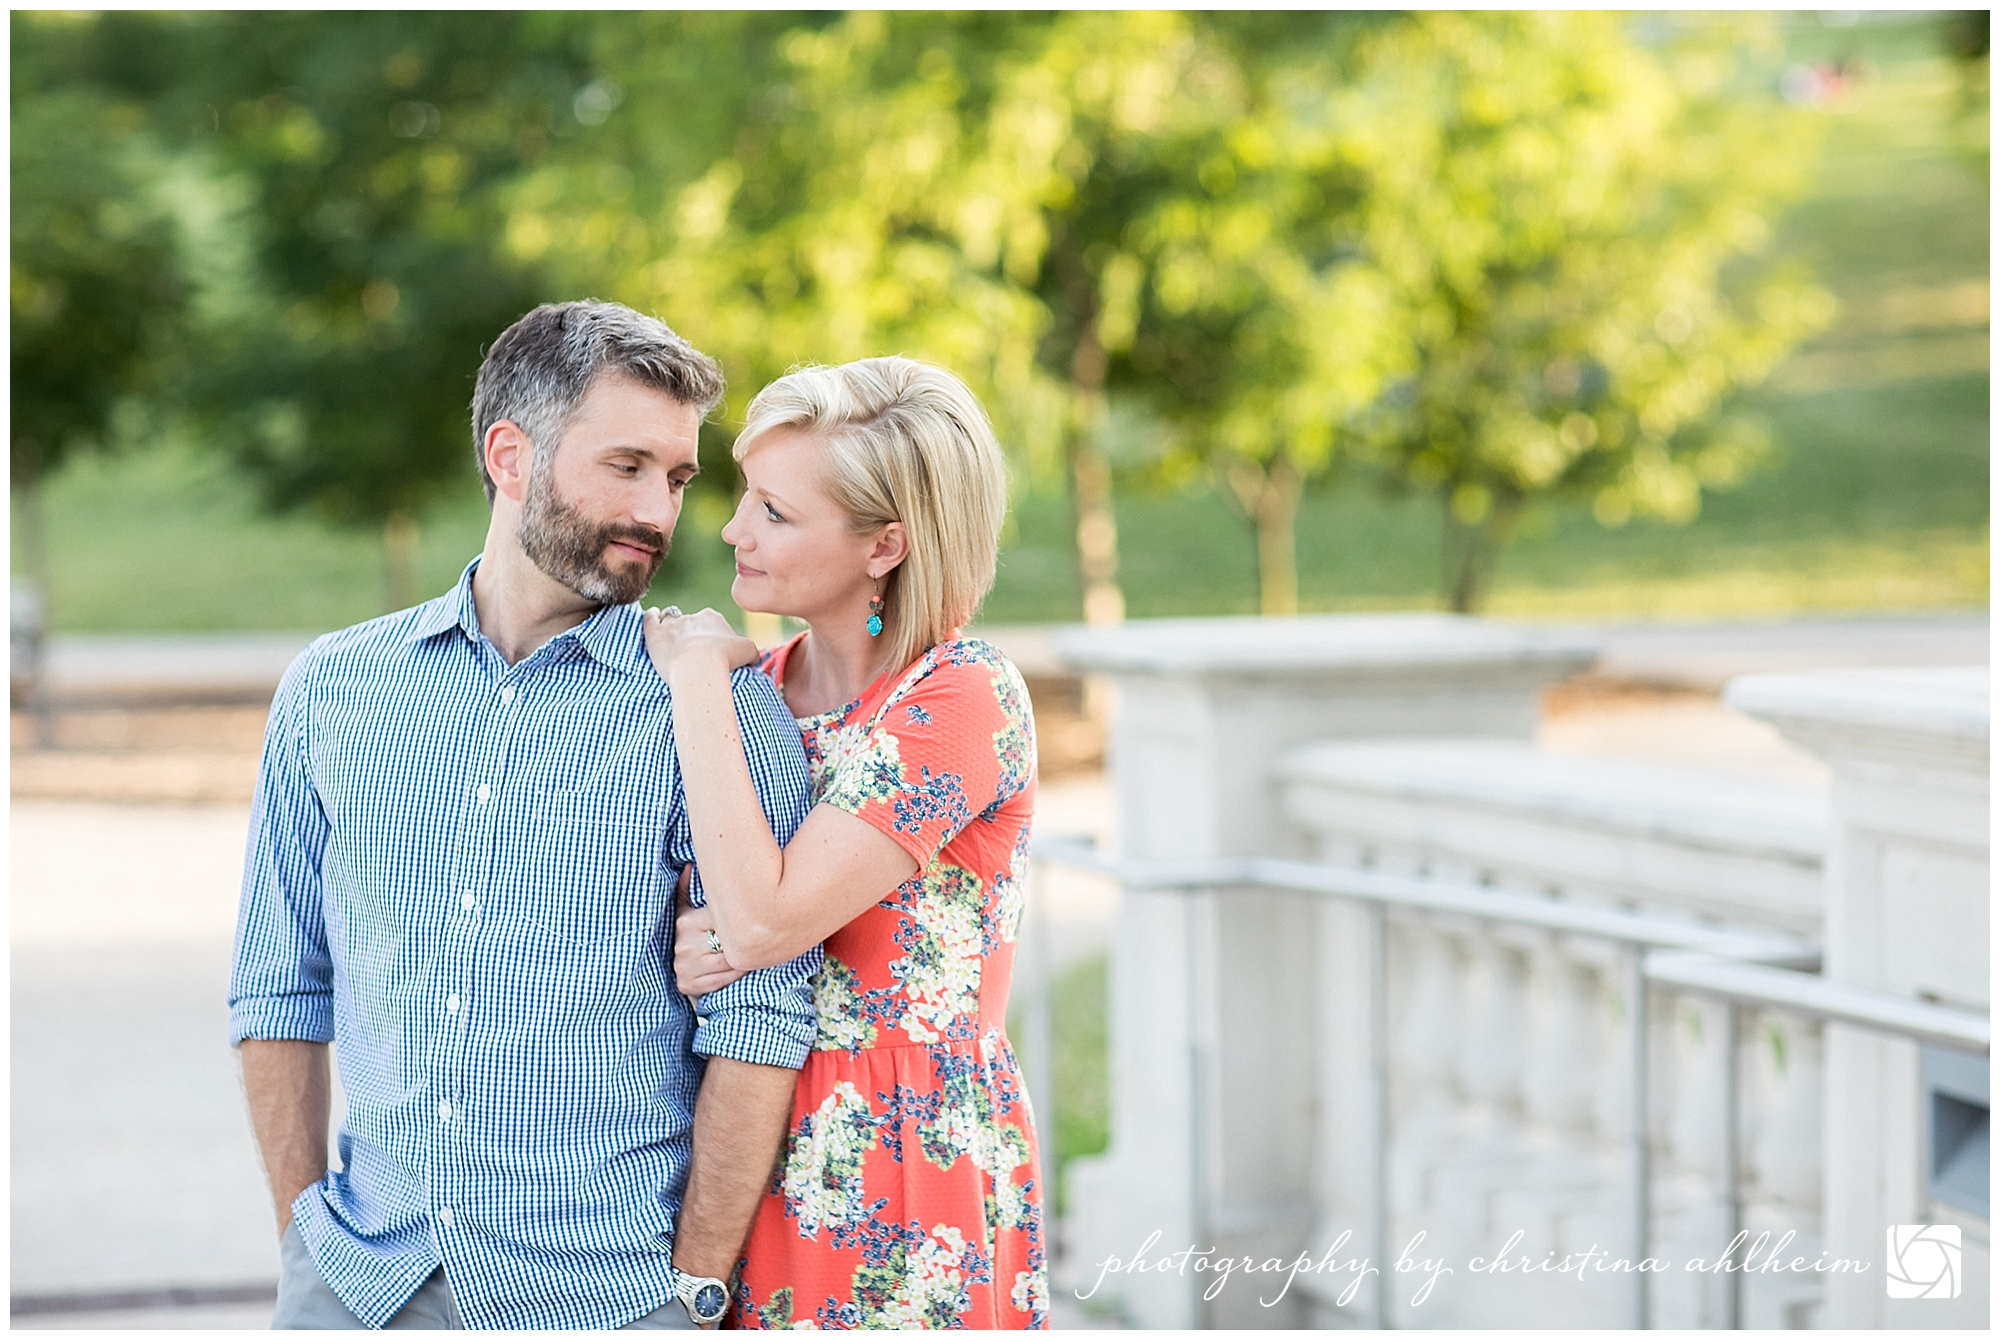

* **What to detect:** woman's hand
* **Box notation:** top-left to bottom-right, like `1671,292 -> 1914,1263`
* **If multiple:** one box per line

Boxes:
674,873 -> 748,998
642,607 -> 759,687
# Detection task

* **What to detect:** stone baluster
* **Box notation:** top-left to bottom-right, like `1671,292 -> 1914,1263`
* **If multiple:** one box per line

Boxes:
1386,917 -> 1468,1239
1520,935 -> 1603,1140
1734,1009 -> 1828,1328
1650,992 -> 1731,1327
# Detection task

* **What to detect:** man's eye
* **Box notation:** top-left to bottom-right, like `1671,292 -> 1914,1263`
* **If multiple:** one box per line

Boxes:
671,476 -> 690,491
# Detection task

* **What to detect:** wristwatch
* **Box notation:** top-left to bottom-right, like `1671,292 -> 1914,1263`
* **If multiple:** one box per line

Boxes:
671,1263 -> 732,1327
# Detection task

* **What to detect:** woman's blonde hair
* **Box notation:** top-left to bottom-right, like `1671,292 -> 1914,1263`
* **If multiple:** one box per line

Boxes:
735,357 -> 1008,670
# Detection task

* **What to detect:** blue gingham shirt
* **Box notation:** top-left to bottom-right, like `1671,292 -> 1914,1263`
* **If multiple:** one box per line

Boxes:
229,559 -> 817,1330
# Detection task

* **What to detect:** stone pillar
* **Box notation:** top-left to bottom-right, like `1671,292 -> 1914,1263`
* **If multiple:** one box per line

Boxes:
1052,614 -> 1599,1328
1726,667 -> 1989,1329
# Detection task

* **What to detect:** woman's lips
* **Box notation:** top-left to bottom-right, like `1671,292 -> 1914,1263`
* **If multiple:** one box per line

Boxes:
735,562 -> 765,578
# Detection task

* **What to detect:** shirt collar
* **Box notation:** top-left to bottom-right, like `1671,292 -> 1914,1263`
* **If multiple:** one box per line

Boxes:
406,556 -> 648,677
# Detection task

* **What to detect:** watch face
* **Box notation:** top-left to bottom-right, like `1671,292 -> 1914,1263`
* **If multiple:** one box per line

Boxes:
693,1283 -> 728,1321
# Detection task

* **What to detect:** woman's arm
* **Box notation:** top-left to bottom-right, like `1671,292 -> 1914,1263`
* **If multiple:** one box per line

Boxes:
653,613 -> 918,970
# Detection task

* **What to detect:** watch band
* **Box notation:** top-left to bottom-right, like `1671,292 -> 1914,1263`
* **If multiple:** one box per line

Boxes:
672,1263 -> 732,1326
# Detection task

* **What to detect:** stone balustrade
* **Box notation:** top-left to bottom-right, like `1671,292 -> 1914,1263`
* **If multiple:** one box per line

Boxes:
1051,615 -> 1988,1331
1280,739 -> 1829,1328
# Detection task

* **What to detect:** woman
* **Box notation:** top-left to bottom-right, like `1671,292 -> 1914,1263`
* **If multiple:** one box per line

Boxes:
640,357 -> 1046,1330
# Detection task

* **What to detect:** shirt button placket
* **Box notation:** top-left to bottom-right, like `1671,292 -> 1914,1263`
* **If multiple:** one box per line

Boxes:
440,674 -> 525,1206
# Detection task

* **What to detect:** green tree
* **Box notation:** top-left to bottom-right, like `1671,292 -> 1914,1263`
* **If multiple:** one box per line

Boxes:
1104,16 -> 1407,614
18,12 -> 609,610
179,12 -> 595,608
1328,12 -> 1835,611
11,18 -> 196,697
557,14 -> 1070,475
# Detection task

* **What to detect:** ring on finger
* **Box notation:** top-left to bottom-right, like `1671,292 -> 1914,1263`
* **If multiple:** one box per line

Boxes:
704,929 -> 725,956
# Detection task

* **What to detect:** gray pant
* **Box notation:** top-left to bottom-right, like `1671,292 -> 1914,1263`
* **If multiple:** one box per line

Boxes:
272,1220 -> 699,1330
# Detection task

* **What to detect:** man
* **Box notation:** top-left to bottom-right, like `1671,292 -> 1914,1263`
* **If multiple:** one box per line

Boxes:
230,301 -> 813,1330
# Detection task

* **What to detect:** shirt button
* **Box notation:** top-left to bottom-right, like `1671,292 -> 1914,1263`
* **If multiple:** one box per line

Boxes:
446,993 -> 460,1014
461,891 -> 478,912
437,1205 -> 455,1227
438,1099 -> 453,1120
499,685 -> 516,705
475,783 -> 491,804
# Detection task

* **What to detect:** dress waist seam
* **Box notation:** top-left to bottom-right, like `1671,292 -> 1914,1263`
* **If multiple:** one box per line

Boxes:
806,1035 -> 1013,1058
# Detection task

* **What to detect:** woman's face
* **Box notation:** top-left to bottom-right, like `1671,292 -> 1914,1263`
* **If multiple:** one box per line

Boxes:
723,428 -> 889,622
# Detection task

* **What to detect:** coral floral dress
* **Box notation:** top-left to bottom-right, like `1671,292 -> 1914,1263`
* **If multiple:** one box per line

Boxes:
729,632 -> 1048,1330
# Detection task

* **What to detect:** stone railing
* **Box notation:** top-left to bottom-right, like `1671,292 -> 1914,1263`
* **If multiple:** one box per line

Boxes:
1279,739 -> 1828,1329
1048,616 -> 1988,1330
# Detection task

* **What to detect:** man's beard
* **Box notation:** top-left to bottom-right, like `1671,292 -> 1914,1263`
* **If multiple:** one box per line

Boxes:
518,465 -> 667,606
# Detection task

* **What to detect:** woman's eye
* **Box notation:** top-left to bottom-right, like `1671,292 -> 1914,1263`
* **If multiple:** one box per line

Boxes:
763,501 -> 784,522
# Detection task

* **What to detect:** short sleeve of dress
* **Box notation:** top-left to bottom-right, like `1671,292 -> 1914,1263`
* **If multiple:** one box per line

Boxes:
818,642 -> 1036,871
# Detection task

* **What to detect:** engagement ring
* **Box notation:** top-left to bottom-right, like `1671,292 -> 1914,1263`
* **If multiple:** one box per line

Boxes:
704,929 -> 725,956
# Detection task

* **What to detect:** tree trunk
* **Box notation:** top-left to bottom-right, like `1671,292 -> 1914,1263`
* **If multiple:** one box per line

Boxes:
11,473 -> 55,746
1441,491 -> 1521,614
1225,456 -> 1303,617
1067,321 -> 1124,627
383,511 -> 420,612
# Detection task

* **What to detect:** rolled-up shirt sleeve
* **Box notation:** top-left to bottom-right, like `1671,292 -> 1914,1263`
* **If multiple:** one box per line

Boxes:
228,646 -> 335,1046
676,665 -> 820,1069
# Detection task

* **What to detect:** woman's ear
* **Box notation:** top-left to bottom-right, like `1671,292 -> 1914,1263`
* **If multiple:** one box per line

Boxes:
866,521 -> 909,579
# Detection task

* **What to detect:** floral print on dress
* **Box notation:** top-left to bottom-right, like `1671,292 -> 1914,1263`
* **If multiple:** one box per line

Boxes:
732,635 -> 1047,1330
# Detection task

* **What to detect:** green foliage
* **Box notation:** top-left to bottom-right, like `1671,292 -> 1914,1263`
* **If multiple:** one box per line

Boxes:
10,10 -> 1977,630
13,12 -> 602,530
11,18 -> 191,487
557,13 -> 1072,468
1048,951 -> 1110,1213
171,13 -> 585,528
1327,13 -> 1837,608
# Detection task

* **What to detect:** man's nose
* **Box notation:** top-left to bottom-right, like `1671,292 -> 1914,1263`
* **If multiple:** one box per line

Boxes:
631,482 -> 681,538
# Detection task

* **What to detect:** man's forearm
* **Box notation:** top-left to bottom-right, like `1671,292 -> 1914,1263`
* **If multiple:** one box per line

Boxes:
239,1038 -> 331,1236
674,1056 -> 798,1288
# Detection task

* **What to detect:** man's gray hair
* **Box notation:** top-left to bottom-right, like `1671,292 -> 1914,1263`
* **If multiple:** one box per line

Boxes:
471,300 -> 726,504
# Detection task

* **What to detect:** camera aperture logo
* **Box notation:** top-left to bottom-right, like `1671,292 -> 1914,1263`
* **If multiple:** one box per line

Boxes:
1886,1225 -> 1961,1300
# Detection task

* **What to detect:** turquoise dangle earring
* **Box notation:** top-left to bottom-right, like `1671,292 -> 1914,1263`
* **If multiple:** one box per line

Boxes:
866,589 -> 885,637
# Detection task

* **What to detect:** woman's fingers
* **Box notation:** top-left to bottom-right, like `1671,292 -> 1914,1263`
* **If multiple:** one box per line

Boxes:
674,893 -> 742,995
680,966 -> 748,997
640,607 -> 761,678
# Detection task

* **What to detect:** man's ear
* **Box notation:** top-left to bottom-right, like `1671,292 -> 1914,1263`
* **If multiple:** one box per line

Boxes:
484,420 -> 535,505
866,522 -> 909,579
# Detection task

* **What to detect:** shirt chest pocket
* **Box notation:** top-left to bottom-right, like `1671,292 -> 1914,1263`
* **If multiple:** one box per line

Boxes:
501,786 -> 669,946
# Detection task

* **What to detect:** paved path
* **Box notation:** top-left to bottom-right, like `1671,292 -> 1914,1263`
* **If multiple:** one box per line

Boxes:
8,784 -> 1115,1330
10,802 -> 287,1327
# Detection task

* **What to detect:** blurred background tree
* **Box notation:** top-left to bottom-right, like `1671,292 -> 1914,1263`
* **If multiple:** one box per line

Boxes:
175,13 -> 590,609
1328,12 -> 1835,611
1106,14 -> 1407,616
10,10 -> 1984,632
11,21 -> 195,625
